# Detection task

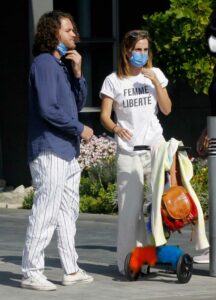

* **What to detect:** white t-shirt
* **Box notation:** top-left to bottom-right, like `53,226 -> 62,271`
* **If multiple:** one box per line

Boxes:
99,67 -> 168,154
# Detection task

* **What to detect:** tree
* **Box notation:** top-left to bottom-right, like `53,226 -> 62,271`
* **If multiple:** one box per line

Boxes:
142,0 -> 216,94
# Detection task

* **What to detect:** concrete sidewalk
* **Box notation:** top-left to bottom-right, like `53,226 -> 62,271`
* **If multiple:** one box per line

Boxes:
0,208 -> 215,300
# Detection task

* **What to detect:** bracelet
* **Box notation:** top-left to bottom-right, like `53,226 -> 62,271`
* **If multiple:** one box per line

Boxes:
112,124 -> 118,133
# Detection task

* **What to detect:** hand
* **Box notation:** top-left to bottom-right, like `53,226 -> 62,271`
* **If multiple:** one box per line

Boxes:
114,126 -> 133,141
142,67 -> 159,86
81,125 -> 94,143
65,50 -> 82,78
196,128 -> 209,157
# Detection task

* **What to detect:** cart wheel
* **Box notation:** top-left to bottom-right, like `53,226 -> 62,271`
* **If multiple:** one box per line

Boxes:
176,253 -> 193,283
124,252 -> 140,281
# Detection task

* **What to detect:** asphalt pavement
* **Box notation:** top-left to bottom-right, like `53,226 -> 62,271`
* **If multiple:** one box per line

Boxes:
0,208 -> 215,300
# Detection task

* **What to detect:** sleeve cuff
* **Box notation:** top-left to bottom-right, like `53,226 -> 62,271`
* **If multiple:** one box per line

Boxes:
77,122 -> 84,136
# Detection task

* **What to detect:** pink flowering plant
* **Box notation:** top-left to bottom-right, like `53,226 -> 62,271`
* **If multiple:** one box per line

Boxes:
78,134 -> 117,171
79,134 -> 118,214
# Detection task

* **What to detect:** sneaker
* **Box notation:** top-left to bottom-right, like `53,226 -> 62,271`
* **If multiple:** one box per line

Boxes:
193,248 -> 209,264
21,274 -> 57,291
62,269 -> 94,285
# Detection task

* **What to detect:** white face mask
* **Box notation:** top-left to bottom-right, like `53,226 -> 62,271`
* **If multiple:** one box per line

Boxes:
208,35 -> 216,53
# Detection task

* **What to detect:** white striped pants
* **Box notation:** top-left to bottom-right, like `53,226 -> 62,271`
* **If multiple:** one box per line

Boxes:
22,151 -> 81,278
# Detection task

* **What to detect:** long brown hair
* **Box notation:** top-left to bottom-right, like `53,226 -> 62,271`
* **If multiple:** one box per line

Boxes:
32,10 -> 79,57
117,30 -> 152,78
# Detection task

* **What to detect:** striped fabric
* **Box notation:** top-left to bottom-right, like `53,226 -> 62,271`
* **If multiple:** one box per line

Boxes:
22,151 -> 81,278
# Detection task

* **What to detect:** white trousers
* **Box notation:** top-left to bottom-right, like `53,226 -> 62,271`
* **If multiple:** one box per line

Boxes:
22,151 -> 81,278
116,151 -> 151,273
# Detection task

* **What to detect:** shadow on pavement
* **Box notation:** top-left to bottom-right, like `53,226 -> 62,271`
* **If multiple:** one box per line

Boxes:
76,245 -> 116,252
0,271 -> 22,288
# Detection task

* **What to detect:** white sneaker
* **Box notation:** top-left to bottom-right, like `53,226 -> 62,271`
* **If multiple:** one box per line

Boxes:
62,269 -> 94,285
21,274 -> 57,291
193,248 -> 209,264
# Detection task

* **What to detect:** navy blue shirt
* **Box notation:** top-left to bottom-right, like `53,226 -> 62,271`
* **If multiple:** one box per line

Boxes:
27,53 -> 87,162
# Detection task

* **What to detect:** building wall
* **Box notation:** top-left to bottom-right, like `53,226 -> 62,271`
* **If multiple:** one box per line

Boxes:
0,1 -> 30,187
160,82 -> 209,148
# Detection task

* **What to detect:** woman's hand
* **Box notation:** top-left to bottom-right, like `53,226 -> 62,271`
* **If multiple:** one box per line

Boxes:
113,126 -> 133,141
142,68 -> 159,86
100,96 -> 133,141
142,67 -> 172,116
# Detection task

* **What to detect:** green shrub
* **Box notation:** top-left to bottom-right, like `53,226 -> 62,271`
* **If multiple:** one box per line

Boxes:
22,189 -> 34,209
80,183 -> 117,214
80,157 -> 118,214
191,158 -> 208,217
82,157 -> 116,187
142,0 -> 216,94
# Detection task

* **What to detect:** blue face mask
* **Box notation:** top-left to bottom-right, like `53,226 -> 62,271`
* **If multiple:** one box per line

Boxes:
129,51 -> 148,67
57,42 -> 68,56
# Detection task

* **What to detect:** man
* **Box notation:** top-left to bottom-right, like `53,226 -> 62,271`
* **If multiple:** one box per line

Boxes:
21,10 -> 94,290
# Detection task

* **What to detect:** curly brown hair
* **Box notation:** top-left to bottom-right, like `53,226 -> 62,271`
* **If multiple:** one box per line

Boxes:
32,10 -> 79,57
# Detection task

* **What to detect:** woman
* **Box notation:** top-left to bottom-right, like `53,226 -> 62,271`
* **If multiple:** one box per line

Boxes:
99,30 -> 172,274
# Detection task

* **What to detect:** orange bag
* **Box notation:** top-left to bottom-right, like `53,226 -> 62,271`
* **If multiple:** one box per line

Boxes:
161,186 -> 198,232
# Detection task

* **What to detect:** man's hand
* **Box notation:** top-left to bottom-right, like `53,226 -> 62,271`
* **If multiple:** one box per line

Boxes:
81,125 -> 94,143
65,50 -> 82,78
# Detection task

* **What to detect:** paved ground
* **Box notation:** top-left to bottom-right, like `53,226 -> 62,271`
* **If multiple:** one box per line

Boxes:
0,208 -> 215,300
